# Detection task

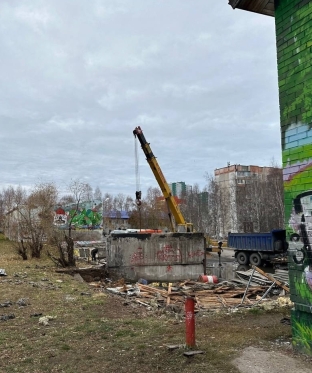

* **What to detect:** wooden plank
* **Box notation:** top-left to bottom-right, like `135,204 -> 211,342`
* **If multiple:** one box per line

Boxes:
218,296 -> 227,307
137,284 -> 167,296
139,293 -> 156,298
178,279 -> 191,287
135,300 -> 151,307
253,266 -> 289,292
166,282 -> 172,306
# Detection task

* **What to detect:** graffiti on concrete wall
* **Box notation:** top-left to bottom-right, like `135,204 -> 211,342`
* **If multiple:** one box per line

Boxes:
130,247 -> 144,264
187,249 -> 204,259
130,244 -> 183,264
157,245 -> 182,262
130,244 -> 186,265
128,242 -> 205,271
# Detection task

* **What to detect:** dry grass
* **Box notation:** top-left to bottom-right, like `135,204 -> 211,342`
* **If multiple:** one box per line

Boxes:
0,236 -> 296,373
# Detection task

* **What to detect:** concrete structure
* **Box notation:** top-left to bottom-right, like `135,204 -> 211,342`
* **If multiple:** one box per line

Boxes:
107,232 -> 205,281
228,0 -> 312,356
169,181 -> 192,198
214,164 -> 277,232
215,164 -> 273,188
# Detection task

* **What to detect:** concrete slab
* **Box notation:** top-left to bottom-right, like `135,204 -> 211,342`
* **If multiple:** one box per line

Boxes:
232,346 -> 311,373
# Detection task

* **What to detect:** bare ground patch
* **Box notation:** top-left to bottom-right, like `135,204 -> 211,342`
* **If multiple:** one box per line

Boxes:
1,240 -> 312,373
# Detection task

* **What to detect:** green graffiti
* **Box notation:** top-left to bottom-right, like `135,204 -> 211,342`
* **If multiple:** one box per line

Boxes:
283,160 -> 312,225
276,1 -> 312,357
69,208 -> 102,228
293,269 -> 312,304
275,1 -> 312,149
292,318 -> 312,354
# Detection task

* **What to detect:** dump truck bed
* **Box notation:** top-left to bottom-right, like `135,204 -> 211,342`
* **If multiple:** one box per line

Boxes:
228,229 -> 286,252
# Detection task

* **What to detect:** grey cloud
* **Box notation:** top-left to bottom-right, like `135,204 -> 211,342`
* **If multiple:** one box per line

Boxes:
0,0 -> 281,197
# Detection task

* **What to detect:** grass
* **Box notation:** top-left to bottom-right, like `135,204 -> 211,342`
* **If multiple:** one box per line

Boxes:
0,238 -> 302,373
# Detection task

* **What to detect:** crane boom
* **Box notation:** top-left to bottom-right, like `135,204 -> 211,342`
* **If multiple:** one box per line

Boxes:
133,126 -> 193,232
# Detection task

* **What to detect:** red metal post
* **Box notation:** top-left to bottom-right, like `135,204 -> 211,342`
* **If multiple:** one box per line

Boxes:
185,296 -> 195,347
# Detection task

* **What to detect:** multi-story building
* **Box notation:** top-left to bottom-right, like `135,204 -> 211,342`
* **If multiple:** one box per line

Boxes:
214,164 -> 273,190
214,164 -> 281,233
169,181 -> 192,198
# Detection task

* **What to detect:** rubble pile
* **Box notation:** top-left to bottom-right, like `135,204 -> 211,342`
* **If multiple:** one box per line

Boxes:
86,266 -> 292,314
100,278 -> 287,313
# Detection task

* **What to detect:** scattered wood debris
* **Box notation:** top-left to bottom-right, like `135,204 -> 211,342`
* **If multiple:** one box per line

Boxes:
235,267 -> 289,289
104,274 -> 288,312
253,266 -> 289,292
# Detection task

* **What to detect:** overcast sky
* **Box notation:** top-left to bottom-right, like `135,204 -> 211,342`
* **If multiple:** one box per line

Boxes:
0,0 -> 280,199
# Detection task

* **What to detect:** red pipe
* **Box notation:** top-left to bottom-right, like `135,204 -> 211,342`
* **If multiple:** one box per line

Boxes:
185,296 -> 195,347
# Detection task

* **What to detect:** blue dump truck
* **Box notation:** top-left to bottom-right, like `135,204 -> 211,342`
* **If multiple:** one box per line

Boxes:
228,229 -> 288,266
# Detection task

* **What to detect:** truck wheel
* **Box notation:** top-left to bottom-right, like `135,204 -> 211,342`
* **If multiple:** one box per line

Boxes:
236,251 -> 249,265
249,253 -> 262,266
237,264 -> 249,272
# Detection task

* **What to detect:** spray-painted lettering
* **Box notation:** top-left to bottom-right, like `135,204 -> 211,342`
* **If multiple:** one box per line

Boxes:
187,250 -> 205,259
157,244 -> 182,262
130,247 -> 144,264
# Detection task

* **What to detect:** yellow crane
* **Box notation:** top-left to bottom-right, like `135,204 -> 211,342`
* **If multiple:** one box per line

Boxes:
133,126 -> 193,233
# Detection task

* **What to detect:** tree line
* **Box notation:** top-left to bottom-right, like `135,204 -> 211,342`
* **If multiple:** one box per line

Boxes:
0,166 -> 284,264
128,167 -> 284,239
0,181 -> 105,264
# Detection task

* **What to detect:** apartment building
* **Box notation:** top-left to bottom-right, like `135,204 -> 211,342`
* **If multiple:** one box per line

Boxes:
214,164 -> 280,233
169,181 -> 192,198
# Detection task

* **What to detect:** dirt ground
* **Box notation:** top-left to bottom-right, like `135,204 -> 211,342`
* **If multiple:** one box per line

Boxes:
1,239 -> 312,373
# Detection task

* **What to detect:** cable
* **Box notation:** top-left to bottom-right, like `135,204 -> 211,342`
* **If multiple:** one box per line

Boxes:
134,134 -> 140,192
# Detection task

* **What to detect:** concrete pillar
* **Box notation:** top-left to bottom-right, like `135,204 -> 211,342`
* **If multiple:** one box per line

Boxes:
275,0 -> 312,356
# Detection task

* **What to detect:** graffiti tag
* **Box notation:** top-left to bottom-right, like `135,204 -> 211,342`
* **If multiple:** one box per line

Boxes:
130,247 -> 144,264
157,244 -> 182,262
187,250 -> 204,259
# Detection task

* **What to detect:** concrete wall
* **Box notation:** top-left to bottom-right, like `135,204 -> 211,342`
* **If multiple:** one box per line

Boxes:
107,232 -> 205,282
275,0 -> 312,356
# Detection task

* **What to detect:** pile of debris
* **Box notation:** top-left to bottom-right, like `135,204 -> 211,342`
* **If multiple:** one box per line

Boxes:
96,266 -> 291,313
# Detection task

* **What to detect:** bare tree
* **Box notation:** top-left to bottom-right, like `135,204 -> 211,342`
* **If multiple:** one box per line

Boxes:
124,196 -> 134,212
102,193 -> 113,233
235,168 -> 284,232
144,187 -> 167,229
128,187 -> 169,230
0,191 -> 5,232
204,174 -> 231,239
2,188 -> 14,243
94,186 -> 102,200
267,166 -> 284,229
114,193 -> 126,211
58,194 -> 75,205
2,186 -> 26,242
48,180 -> 90,267
84,183 -> 93,201
180,184 -> 203,232
13,183 -> 57,259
